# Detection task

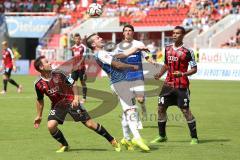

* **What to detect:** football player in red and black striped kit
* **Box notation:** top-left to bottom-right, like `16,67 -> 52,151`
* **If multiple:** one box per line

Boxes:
151,26 -> 199,144
0,41 -> 22,94
33,56 -> 121,152
70,33 -> 87,103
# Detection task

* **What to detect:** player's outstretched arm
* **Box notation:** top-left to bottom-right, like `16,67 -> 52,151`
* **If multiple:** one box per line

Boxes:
57,55 -> 85,74
34,100 -> 44,128
114,46 -> 149,58
155,64 -> 168,80
111,60 -> 139,70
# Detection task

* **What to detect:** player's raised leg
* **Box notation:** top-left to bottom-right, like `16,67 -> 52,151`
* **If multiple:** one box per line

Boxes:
48,120 -> 69,153
83,119 -> 121,152
117,82 -> 149,151
125,109 -> 150,151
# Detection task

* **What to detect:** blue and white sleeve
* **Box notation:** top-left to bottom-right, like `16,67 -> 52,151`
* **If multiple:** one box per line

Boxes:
97,50 -> 113,65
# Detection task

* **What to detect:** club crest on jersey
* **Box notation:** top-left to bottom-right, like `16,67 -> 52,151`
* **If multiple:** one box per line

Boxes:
177,51 -> 183,56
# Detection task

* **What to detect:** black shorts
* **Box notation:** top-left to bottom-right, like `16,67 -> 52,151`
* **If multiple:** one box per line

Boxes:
4,68 -> 12,76
48,103 -> 91,124
71,69 -> 87,81
158,84 -> 190,108
152,55 -> 157,60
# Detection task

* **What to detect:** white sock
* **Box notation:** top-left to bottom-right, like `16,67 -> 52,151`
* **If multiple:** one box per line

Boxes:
121,113 -> 131,141
126,109 -> 141,139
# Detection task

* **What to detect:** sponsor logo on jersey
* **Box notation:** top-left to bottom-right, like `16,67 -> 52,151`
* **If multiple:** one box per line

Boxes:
168,56 -> 178,62
47,86 -> 60,94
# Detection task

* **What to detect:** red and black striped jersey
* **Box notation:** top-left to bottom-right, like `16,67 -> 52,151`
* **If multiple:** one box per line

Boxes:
2,48 -> 14,68
34,70 -> 75,108
71,43 -> 86,70
164,44 -> 197,89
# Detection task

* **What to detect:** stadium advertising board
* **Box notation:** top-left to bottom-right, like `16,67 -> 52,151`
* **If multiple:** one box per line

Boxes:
199,49 -> 240,64
190,63 -> 240,80
5,16 -> 57,38
0,60 -> 29,75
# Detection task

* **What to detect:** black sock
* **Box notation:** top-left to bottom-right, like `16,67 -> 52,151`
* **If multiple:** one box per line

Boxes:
82,86 -> 87,99
51,129 -> 69,146
187,118 -> 198,139
94,123 -> 114,142
8,79 -> 19,88
158,120 -> 167,137
3,79 -> 7,91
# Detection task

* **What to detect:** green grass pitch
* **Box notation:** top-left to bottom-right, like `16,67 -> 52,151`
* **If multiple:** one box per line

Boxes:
0,75 -> 240,160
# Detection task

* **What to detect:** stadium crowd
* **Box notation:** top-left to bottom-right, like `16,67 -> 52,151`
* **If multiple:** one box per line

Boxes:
183,0 -> 240,32
1,0 -> 239,29
102,0 -> 188,17
0,0 -> 239,49
221,28 -> 240,48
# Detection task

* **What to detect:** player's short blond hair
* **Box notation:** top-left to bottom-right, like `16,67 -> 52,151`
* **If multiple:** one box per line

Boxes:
1,41 -> 7,46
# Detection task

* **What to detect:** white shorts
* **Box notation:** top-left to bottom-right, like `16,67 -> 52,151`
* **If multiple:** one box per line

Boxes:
129,80 -> 145,97
111,81 -> 138,111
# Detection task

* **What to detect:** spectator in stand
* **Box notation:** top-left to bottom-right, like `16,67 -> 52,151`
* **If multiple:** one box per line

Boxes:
81,0 -> 89,8
60,33 -> 68,60
69,0 -> 76,11
129,7 -> 147,22
221,34 -> 239,48
39,0 -> 46,12
56,0 -> 63,6
53,2 -> 60,12
18,0 -> 26,12
183,14 -> 193,27
4,0 -> 11,12
63,1 -> 70,12
186,0 -> 228,32
232,0 -> 240,14
236,28 -> 240,46
228,36 -> 237,47
10,1 -> 17,12
32,1 -> 40,12
59,11 -> 71,27
12,43 -> 21,60
26,0 -> 33,12
0,2 -> 4,13
46,0 -> 54,12
218,3 -> 231,18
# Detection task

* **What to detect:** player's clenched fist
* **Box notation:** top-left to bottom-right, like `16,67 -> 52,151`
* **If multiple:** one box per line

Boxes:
34,116 -> 42,128
172,71 -> 184,78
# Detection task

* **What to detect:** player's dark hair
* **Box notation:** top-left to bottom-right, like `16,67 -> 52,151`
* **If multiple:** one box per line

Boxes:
34,56 -> 45,72
74,33 -> 81,38
123,24 -> 134,32
174,26 -> 186,34
86,33 -> 97,50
